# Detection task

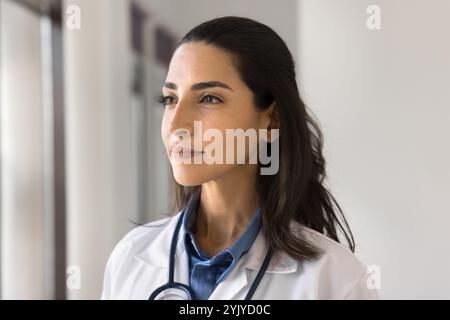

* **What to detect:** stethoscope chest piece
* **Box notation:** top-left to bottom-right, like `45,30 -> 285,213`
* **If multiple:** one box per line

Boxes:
149,283 -> 193,300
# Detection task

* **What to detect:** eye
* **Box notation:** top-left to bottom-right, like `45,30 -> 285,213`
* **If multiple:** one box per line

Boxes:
158,95 -> 176,107
200,94 -> 222,105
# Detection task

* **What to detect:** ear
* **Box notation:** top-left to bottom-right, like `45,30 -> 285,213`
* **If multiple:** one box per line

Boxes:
267,101 -> 280,130
260,101 -> 279,129
260,101 -> 280,143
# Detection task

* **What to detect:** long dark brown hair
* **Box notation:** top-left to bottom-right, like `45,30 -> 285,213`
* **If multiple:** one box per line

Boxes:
167,16 -> 355,261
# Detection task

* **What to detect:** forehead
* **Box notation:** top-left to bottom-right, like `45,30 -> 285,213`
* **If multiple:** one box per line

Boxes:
165,42 -> 239,88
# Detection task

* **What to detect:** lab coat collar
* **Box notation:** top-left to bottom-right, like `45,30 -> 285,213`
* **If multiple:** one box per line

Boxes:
243,227 -> 298,274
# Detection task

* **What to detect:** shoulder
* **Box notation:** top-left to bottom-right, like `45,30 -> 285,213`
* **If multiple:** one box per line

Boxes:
299,224 -> 366,272
101,214 -> 179,299
120,215 -> 175,245
105,213 -> 179,271
290,222 -> 379,299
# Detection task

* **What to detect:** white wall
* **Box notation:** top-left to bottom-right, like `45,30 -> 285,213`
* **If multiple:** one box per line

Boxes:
297,0 -> 450,299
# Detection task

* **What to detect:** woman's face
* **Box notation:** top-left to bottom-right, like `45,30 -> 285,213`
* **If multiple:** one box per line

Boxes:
161,42 -> 272,186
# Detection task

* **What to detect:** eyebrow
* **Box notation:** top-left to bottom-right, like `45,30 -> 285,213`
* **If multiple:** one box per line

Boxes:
163,81 -> 233,92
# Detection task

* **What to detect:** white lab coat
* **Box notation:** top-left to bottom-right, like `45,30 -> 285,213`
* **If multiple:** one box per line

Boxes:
101,211 -> 380,300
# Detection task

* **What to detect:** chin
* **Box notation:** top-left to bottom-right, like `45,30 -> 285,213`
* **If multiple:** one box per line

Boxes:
172,165 -> 209,186
171,163 -> 233,186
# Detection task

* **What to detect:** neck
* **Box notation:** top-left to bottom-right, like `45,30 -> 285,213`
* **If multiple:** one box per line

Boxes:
194,164 -> 259,255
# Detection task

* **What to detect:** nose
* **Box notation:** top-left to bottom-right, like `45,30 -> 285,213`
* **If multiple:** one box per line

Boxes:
167,98 -> 195,145
170,128 -> 191,147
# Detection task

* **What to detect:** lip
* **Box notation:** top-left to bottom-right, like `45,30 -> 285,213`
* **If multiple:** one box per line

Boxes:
170,144 -> 203,160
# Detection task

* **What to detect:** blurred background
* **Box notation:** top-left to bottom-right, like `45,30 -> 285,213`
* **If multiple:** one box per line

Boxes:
0,0 -> 449,299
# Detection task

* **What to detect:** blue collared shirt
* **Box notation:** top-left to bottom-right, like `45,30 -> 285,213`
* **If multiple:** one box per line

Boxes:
182,192 -> 262,300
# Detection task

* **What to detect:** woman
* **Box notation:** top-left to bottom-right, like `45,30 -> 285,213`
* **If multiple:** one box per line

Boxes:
101,16 -> 379,300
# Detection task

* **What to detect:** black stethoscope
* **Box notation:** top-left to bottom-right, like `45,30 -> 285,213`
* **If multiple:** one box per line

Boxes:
148,209 -> 272,300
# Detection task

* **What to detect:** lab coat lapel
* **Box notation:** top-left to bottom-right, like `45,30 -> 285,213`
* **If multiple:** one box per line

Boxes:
208,257 -> 249,300
207,229 -> 267,300
174,234 -> 190,285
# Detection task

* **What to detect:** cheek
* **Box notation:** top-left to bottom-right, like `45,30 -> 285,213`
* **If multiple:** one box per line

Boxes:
207,107 -> 260,132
